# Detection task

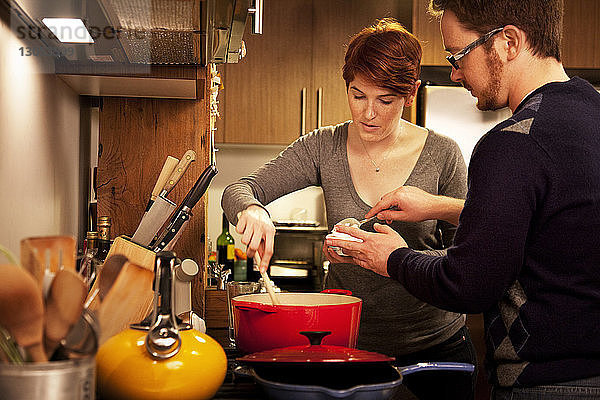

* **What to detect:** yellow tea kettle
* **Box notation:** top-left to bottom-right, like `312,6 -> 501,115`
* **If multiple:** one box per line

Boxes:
96,252 -> 227,400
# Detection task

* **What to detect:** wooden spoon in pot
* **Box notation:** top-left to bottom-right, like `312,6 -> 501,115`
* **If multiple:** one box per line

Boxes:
44,269 -> 87,358
0,264 -> 47,362
254,254 -> 280,305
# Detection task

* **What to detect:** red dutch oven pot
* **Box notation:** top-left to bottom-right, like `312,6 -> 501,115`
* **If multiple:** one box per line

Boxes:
231,289 -> 361,354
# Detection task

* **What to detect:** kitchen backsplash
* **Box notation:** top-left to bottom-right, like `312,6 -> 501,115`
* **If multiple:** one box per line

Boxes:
0,15 -> 81,257
207,144 -> 326,248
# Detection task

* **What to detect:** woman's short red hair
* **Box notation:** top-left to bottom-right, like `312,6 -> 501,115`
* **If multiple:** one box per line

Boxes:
343,18 -> 422,98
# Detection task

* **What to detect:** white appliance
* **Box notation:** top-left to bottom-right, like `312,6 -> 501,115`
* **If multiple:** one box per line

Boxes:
420,85 -> 512,164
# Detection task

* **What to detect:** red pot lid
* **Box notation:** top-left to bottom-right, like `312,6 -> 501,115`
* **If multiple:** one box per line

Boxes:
238,331 -> 394,364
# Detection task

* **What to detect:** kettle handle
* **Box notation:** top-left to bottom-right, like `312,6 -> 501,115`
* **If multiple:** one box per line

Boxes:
321,289 -> 353,296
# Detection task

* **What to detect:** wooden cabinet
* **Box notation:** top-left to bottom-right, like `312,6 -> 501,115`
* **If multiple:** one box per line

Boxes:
412,0 -> 446,66
311,1 -> 412,128
215,0 -> 413,145
562,0 -> 600,68
413,0 -> 600,69
215,0 -> 313,145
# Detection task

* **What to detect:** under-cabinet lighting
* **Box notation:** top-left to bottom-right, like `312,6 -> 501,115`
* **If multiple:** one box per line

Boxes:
41,18 -> 94,43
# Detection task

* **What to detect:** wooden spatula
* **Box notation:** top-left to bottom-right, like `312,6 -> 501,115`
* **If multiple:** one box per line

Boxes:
20,236 -> 77,288
254,253 -> 280,305
0,264 -> 47,362
97,261 -> 154,345
44,269 -> 88,358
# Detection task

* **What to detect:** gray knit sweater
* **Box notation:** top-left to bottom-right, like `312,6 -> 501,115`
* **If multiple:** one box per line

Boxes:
222,121 -> 467,357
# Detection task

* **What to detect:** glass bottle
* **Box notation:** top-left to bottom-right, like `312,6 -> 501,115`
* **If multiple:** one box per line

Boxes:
80,231 -> 98,287
216,213 -> 235,278
97,216 -> 112,263
246,255 -> 260,282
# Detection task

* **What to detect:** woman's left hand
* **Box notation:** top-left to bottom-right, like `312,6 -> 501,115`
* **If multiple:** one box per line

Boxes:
322,241 -> 355,264
324,223 -> 408,277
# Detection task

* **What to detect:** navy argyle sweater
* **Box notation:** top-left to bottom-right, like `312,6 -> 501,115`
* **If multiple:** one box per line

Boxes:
388,77 -> 600,387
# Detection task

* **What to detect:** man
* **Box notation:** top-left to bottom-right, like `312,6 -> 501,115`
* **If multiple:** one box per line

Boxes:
326,0 -> 600,398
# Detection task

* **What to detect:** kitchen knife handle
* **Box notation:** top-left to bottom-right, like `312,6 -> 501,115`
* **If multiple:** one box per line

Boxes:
162,219 -> 190,251
177,164 -> 218,213
160,150 -> 197,196
146,156 -> 179,210
152,211 -> 190,252
152,165 -> 218,252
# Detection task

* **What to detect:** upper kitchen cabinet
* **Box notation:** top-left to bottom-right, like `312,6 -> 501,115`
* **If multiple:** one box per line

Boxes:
562,0 -> 600,69
413,0 -> 600,68
412,0 -> 445,66
215,0 -> 412,145
311,1 -> 412,128
216,0 -> 313,144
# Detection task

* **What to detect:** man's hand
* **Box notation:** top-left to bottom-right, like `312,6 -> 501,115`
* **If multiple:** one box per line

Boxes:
365,186 -> 464,226
324,223 -> 408,277
235,205 -> 275,272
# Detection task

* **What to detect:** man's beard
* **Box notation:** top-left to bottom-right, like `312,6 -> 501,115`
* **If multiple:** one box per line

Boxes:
468,48 -> 504,111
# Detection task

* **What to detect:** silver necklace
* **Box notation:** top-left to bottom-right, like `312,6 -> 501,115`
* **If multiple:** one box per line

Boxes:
358,128 -> 402,173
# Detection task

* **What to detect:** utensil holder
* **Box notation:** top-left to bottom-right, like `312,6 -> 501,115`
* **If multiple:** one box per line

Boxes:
0,356 -> 95,400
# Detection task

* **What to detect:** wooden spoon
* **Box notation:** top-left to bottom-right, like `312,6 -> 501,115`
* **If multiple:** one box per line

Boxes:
44,269 -> 88,358
97,261 -> 154,345
254,254 -> 280,305
0,264 -> 47,362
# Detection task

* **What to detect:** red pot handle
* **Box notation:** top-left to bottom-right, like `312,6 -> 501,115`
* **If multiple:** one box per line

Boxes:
320,289 -> 353,296
234,302 -> 278,313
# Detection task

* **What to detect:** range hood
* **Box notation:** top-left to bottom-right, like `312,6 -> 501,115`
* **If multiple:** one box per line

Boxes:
6,0 -> 262,65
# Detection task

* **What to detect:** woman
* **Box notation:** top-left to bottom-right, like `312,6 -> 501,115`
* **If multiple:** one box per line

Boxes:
222,18 -> 476,400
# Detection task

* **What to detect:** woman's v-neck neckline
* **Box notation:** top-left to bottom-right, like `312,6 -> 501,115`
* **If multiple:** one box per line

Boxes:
340,121 -> 431,210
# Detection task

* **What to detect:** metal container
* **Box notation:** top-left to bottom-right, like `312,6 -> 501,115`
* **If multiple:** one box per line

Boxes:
0,356 -> 95,400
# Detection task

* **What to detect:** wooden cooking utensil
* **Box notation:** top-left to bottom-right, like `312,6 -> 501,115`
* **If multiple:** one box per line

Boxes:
97,261 -> 154,345
254,254 -> 280,305
20,236 -> 77,289
0,264 -> 47,362
44,269 -> 88,358
85,254 -> 129,312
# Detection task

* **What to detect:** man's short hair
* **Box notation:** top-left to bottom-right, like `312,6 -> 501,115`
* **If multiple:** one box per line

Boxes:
428,0 -> 564,61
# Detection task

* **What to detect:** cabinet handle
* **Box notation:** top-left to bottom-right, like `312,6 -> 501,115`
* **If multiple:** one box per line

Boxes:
316,87 -> 323,129
248,0 -> 263,34
300,87 -> 307,136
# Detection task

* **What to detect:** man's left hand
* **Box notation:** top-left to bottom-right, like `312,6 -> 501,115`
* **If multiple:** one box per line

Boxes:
324,223 -> 408,277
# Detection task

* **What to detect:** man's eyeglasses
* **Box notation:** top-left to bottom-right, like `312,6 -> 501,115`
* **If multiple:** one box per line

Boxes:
446,27 -> 504,70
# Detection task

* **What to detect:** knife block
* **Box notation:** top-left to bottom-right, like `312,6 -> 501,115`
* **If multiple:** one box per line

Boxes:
105,236 -> 156,272
85,236 -> 156,312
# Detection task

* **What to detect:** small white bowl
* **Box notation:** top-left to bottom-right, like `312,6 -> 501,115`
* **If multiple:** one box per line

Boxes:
326,230 -> 363,256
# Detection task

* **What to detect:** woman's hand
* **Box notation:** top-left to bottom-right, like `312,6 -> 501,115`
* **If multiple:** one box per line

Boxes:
322,241 -> 355,265
365,186 -> 464,226
235,205 -> 275,272
324,223 -> 408,277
